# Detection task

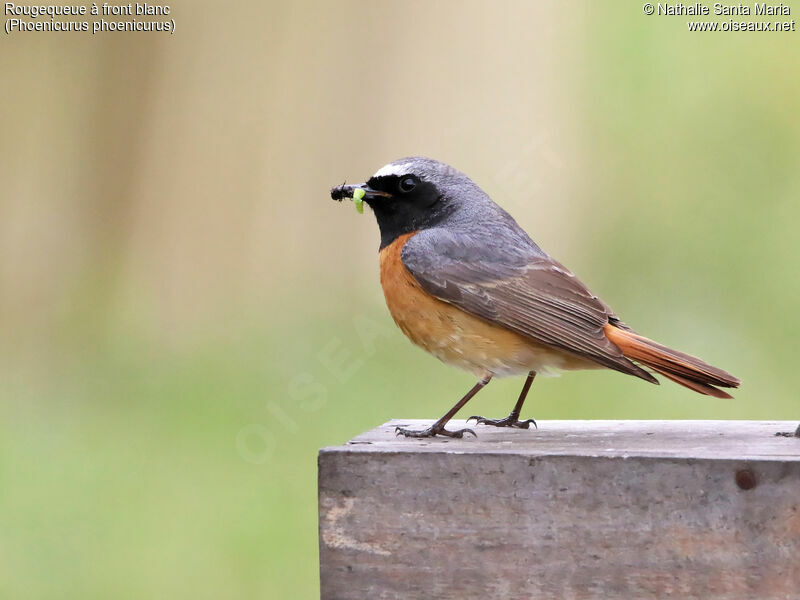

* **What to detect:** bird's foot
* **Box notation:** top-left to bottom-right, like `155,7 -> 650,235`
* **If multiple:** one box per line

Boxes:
395,424 -> 476,439
775,423 -> 800,438
467,413 -> 537,429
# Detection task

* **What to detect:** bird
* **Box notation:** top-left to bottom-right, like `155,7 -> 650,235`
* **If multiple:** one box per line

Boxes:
330,157 -> 740,438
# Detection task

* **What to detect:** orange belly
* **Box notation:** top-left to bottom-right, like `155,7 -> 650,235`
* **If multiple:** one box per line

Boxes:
379,233 -> 597,378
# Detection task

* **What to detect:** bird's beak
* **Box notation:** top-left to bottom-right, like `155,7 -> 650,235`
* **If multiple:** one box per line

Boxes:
330,182 -> 391,203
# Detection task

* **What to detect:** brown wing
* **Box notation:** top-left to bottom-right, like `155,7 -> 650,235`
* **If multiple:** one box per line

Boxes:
401,229 -> 657,382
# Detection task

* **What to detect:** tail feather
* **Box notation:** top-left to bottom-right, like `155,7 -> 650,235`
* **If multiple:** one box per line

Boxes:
604,324 -> 740,398
647,366 -> 734,399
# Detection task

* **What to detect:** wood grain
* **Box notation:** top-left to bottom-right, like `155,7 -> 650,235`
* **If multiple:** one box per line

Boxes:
319,420 -> 800,600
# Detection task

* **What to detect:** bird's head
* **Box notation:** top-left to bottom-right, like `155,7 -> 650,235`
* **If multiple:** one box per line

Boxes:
331,157 -> 482,248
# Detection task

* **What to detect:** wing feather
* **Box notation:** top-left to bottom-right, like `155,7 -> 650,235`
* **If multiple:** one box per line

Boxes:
401,229 -> 656,382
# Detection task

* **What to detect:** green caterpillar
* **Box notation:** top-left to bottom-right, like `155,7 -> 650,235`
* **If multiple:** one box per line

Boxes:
352,188 -> 365,214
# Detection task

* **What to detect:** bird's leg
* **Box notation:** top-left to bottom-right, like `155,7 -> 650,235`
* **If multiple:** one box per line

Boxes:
468,371 -> 537,429
396,375 -> 493,439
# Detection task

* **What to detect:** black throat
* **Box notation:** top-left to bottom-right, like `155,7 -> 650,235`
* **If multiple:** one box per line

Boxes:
364,175 -> 450,250
371,194 -> 450,249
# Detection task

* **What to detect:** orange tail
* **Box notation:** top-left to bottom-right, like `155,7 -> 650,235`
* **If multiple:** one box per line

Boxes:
604,325 -> 740,399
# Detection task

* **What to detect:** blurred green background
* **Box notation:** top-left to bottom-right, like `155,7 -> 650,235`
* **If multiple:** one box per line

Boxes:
1,1 -> 798,597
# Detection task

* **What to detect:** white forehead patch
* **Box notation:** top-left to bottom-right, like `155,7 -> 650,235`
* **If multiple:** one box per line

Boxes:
372,162 -> 413,179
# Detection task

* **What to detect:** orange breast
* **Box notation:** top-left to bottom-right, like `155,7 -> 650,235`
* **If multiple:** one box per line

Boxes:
379,233 -> 595,378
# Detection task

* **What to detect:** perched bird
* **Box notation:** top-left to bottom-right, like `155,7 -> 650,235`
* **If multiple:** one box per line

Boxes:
331,157 -> 739,438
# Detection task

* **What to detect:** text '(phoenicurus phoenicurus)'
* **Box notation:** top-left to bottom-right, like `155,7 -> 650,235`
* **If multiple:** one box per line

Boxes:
331,157 -> 740,439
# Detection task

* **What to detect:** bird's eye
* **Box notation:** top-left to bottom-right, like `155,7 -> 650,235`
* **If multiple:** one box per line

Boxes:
398,177 -> 417,194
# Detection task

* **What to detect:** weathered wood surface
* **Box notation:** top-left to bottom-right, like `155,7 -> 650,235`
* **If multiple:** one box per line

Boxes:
319,420 -> 800,600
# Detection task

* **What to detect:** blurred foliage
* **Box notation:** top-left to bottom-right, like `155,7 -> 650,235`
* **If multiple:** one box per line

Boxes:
1,1 -> 798,598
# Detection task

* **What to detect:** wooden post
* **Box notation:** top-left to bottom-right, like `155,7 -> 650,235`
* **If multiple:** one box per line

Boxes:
318,420 -> 800,599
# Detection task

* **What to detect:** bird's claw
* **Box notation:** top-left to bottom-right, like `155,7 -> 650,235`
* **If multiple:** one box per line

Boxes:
395,425 -> 477,439
467,415 -> 537,429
